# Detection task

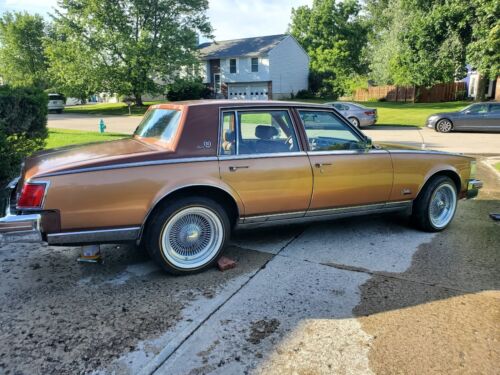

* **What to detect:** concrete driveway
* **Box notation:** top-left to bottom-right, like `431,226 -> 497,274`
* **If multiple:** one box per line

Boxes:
48,113 -> 500,154
0,162 -> 498,374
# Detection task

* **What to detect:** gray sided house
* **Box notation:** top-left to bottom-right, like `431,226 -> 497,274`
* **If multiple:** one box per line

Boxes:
198,34 -> 309,100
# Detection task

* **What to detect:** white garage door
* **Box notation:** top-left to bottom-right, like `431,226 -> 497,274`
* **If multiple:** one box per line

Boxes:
228,84 -> 268,100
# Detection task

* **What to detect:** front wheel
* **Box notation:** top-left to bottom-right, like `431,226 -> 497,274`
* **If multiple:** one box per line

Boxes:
145,197 -> 230,275
436,119 -> 453,133
411,176 -> 458,232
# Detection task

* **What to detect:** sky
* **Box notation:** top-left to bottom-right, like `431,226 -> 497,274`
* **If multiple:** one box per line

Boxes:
0,0 -> 313,41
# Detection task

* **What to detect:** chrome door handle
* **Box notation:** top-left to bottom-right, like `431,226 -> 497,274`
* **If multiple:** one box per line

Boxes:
229,165 -> 249,172
315,163 -> 332,168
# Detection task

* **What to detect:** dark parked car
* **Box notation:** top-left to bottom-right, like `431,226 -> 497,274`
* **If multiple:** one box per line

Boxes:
426,102 -> 500,133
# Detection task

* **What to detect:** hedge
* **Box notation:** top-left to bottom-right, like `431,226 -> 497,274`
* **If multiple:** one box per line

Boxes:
0,86 -> 48,186
166,77 -> 211,101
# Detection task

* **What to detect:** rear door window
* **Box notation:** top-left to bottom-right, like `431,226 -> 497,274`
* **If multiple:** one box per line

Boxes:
219,110 -> 300,156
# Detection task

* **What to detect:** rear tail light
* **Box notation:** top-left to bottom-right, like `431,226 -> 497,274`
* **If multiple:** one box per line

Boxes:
365,111 -> 376,116
17,182 -> 47,209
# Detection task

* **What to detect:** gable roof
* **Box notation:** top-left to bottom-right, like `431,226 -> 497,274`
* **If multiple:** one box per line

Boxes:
198,34 -> 287,59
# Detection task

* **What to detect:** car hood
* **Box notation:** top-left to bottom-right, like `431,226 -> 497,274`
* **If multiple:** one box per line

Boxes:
375,142 -> 424,152
375,141 -> 470,158
428,111 -> 458,118
23,138 -> 161,180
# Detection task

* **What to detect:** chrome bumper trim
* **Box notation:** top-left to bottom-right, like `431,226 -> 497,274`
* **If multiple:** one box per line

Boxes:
0,177 -> 43,243
466,179 -> 483,199
0,213 -> 42,243
47,226 -> 141,245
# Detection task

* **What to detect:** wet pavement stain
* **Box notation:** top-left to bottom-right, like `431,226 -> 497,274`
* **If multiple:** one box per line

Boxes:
354,169 -> 500,375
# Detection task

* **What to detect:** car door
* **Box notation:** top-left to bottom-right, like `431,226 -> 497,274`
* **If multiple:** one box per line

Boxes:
486,103 -> 500,131
458,103 -> 489,130
218,108 -> 313,222
296,109 -> 393,213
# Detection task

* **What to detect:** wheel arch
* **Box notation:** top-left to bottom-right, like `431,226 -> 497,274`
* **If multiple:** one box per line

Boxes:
416,169 -> 462,200
138,184 -> 241,244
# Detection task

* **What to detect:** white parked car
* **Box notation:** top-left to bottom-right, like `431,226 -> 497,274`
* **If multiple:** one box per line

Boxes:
48,93 -> 65,113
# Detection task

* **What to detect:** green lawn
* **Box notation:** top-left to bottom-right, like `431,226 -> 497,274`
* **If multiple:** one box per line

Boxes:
495,163 -> 500,172
290,99 -> 470,127
46,129 -> 128,149
64,101 -> 163,116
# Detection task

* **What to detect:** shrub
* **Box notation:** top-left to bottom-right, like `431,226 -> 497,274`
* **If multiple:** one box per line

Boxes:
0,86 -> 48,186
166,77 -> 211,101
295,89 -> 315,99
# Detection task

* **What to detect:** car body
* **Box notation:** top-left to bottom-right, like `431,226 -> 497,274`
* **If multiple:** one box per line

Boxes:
47,93 -> 65,113
324,101 -> 377,127
0,100 -> 482,274
426,102 -> 500,133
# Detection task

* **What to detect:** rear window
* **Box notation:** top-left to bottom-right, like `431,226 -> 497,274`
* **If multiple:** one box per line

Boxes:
48,94 -> 64,101
134,109 -> 181,142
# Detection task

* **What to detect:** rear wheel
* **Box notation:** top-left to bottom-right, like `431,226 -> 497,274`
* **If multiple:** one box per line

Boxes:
145,197 -> 230,275
348,117 -> 360,128
436,119 -> 453,133
411,176 -> 457,232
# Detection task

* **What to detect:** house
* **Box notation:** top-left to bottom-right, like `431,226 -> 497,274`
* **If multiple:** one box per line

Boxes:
461,66 -> 498,100
198,34 -> 309,100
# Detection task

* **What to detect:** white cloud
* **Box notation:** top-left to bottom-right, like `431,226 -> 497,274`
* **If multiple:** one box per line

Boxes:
206,0 -> 312,41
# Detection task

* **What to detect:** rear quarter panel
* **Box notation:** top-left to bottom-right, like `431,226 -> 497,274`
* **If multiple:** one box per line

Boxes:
388,152 -> 471,201
41,161 -> 243,232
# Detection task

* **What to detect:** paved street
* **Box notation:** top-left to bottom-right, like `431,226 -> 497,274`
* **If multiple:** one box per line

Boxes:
48,113 -> 500,154
48,113 -> 142,134
0,161 -> 498,374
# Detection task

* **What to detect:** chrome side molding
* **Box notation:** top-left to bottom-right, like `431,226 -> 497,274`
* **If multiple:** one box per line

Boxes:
237,201 -> 412,228
47,226 -> 141,245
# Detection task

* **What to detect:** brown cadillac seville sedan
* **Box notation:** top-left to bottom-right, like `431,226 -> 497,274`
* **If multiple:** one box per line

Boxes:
0,101 -> 483,274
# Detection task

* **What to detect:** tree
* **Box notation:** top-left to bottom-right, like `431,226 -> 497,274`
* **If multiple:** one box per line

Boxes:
367,0 -> 473,88
289,0 -> 369,98
467,0 -> 500,100
0,12 -> 48,88
51,0 -> 212,106
366,0 -> 498,99
44,28 -> 101,102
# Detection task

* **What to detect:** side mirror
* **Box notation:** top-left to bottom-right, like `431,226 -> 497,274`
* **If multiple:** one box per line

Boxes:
464,110 -> 472,114
365,137 -> 373,149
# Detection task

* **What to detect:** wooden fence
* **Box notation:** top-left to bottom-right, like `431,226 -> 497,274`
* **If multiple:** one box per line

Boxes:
354,82 -> 466,103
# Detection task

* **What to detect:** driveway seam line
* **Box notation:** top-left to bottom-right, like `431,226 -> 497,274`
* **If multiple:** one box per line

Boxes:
294,257 -> 476,294
147,230 -> 305,374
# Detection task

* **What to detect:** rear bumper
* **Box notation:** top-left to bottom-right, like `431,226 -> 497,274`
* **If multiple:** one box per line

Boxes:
0,178 -> 42,243
466,179 -> 483,199
359,117 -> 377,127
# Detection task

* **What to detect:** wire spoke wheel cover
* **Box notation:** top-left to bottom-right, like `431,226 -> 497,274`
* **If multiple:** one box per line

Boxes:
160,206 -> 224,269
429,183 -> 457,229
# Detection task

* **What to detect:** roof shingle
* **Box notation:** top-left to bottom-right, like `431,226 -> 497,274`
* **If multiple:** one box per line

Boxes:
198,34 -> 287,59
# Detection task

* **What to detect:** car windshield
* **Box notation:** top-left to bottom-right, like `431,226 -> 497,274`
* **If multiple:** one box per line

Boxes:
49,94 -> 64,101
134,108 -> 181,142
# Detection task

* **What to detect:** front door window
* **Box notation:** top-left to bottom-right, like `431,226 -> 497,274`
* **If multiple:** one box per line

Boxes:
299,110 -> 364,151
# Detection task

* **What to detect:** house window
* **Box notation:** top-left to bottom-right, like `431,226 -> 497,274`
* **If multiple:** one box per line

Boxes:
229,59 -> 237,74
251,58 -> 258,72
